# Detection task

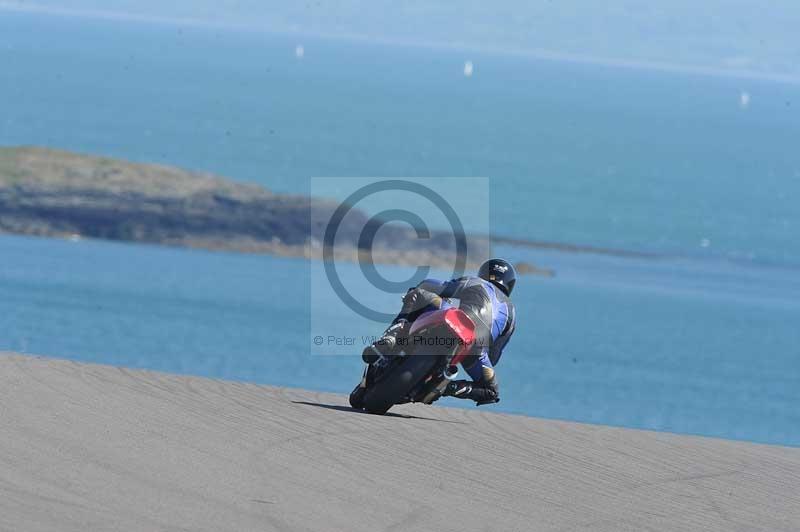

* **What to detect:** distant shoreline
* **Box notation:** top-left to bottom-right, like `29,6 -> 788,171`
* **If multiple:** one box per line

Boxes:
490,234 -> 659,259
0,147 -> 562,274
0,145 -> 667,274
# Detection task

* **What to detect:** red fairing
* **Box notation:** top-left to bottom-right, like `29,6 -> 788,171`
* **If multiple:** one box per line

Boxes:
446,308 -> 476,365
409,308 -> 476,365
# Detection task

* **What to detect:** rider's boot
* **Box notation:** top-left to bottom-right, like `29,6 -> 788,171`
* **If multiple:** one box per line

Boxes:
443,377 -> 500,406
361,319 -> 411,364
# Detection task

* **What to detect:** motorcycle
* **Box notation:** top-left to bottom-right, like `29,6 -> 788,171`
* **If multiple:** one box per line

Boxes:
349,307 -> 476,415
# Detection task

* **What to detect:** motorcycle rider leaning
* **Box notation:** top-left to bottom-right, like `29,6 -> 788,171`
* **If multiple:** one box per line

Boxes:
362,258 -> 517,406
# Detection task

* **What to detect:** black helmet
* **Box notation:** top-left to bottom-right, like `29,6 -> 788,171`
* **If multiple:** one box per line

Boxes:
478,258 -> 516,296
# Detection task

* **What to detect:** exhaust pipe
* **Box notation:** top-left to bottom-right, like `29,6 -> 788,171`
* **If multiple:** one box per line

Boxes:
443,365 -> 459,380
422,365 -> 460,404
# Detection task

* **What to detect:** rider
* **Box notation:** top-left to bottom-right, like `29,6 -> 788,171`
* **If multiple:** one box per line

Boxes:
362,258 -> 517,406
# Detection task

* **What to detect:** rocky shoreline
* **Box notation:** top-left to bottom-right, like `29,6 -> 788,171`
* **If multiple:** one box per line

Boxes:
2,146 -> 543,273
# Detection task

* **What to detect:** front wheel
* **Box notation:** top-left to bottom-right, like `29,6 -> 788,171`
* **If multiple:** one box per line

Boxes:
362,355 -> 438,415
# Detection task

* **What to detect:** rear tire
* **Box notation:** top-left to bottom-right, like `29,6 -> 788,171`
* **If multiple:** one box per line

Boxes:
349,385 -> 366,410
363,356 -> 438,415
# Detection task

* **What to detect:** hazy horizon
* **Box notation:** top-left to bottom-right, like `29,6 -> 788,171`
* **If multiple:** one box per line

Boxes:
2,0 -> 800,83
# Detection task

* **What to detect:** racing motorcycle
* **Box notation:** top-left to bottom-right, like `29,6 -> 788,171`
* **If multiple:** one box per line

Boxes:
349,307 -> 476,415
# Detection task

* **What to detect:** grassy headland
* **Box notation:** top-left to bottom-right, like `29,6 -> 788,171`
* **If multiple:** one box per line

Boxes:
1,146 -> 547,273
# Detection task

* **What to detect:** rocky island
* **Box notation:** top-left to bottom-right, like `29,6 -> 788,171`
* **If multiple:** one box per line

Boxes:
0,146 -> 518,272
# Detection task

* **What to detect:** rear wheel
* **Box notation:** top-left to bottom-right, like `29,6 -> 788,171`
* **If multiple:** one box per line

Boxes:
349,384 -> 367,410
362,355 -> 438,415
349,365 -> 375,410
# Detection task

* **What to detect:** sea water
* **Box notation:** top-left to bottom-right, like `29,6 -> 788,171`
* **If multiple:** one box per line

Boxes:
2,12 -> 799,264
2,235 -> 798,446
1,12 -> 799,445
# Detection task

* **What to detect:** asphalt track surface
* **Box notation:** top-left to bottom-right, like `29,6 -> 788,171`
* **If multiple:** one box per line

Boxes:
2,353 -> 799,531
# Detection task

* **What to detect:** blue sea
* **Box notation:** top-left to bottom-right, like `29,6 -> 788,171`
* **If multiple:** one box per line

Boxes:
1,12 -> 799,446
